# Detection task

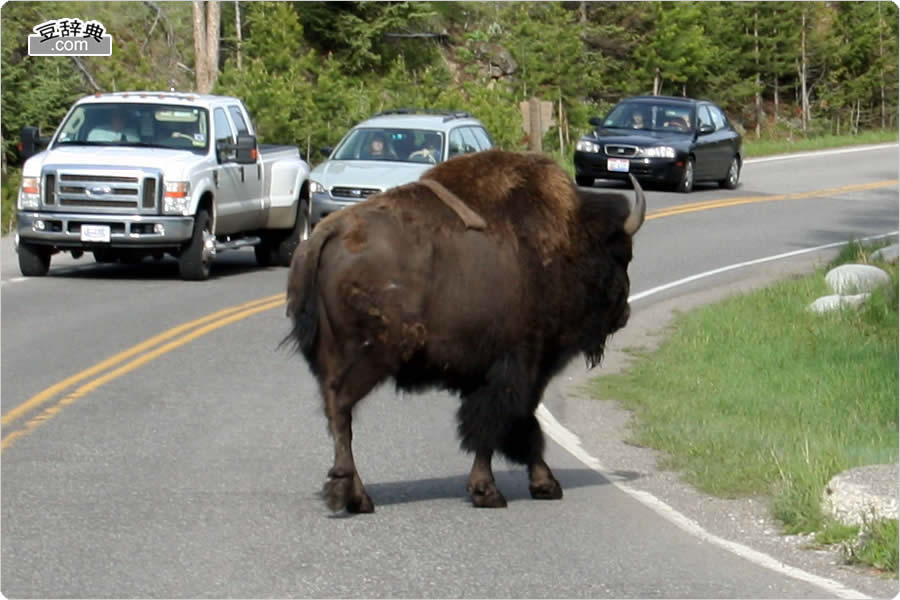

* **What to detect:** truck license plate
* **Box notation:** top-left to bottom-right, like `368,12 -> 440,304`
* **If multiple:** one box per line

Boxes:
607,158 -> 630,173
81,224 -> 111,242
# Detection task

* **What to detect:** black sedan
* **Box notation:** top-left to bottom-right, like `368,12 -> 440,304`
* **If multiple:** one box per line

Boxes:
574,96 -> 742,193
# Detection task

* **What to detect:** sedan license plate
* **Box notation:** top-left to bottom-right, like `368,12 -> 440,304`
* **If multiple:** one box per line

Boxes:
81,224 -> 111,243
607,158 -> 630,173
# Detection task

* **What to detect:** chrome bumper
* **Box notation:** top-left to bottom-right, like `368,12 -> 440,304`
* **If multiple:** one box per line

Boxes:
17,211 -> 195,248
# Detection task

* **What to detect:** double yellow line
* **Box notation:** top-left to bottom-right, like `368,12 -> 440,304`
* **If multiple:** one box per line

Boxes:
1,293 -> 286,452
2,177 -> 897,453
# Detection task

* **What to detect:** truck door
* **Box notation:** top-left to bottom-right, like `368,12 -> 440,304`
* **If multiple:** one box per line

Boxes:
227,104 -> 265,229
212,107 -> 244,234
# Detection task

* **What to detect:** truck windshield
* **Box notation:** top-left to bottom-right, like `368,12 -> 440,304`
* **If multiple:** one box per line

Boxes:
54,103 -> 210,152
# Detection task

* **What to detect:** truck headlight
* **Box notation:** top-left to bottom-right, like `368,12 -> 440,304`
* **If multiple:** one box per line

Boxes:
310,180 -> 325,194
637,146 -> 676,159
18,176 -> 40,210
163,181 -> 191,215
576,140 -> 600,154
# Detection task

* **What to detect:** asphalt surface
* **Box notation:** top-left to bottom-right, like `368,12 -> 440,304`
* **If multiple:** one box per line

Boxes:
1,144 -> 898,598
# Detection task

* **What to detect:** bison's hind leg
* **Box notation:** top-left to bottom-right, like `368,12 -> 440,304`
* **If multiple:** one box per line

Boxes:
317,335 -> 387,514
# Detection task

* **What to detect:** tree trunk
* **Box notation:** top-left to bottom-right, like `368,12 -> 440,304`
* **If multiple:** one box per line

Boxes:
774,74 -> 779,129
205,0 -> 220,92
798,8 -> 809,132
653,67 -> 661,96
235,0 -> 242,70
754,8 -> 761,140
878,1 -> 885,129
192,1 -> 208,93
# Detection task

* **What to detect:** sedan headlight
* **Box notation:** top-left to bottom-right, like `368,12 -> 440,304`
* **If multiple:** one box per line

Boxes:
309,180 -> 326,194
576,140 -> 600,154
636,146 -> 677,159
163,181 -> 191,215
18,176 -> 40,210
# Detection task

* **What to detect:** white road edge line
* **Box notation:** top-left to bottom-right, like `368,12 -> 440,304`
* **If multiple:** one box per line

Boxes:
540,230 -> 900,600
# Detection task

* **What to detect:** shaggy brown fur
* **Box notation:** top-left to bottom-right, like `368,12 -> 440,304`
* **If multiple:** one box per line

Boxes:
285,149 -> 645,513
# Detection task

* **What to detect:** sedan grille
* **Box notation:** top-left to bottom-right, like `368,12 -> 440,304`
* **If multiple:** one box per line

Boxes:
604,144 -> 639,157
331,187 -> 381,200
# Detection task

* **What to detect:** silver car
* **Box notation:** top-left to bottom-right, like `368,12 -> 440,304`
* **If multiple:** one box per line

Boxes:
308,110 -> 493,225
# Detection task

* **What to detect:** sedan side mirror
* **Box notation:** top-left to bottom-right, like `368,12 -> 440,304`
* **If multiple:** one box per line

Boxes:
698,123 -> 715,135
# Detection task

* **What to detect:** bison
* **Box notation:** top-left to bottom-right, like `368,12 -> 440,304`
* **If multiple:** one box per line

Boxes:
285,149 -> 645,513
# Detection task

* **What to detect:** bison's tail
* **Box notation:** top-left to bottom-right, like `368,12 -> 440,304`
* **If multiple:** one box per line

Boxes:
280,219 -> 340,367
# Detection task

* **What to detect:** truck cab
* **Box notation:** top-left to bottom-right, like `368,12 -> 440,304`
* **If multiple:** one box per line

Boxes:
16,92 -> 310,280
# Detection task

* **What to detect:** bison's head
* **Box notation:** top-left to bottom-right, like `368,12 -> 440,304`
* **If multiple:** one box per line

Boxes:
575,174 -> 645,367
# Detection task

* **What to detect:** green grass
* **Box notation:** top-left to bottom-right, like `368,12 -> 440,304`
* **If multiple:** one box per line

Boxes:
742,129 -> 897,158
590,241 -> 899,572
847,518 -> 899,573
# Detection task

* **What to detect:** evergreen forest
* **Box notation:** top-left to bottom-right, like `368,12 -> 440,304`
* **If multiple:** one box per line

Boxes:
2,1 -> 898,170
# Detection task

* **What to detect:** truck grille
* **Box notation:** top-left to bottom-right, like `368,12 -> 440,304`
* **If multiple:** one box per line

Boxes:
331,187 -> 381,199
44,170 -> 161,214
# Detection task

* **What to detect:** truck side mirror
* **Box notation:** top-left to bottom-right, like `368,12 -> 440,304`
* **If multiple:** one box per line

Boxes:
216,134 -> 257,164
20,126 -> 50,160
234,134 -> 258,164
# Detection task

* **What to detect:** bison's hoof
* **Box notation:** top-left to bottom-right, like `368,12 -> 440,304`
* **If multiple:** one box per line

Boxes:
347,492 -> 375,514
470,485 -> 508,508
529,479 -> 563,500
323,476 -> 374,514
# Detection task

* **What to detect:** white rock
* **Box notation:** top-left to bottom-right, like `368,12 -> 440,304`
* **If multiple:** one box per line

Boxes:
807,293 -> 870,313
825,264 -> 890,294
870,243 -> 899,264
822,464 -> 899,527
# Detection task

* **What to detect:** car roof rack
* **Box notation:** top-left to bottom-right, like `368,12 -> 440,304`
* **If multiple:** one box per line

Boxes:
371,108 -> 473,122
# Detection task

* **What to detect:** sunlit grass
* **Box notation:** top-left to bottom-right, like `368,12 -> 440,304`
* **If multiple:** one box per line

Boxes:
589,242 -> 898,571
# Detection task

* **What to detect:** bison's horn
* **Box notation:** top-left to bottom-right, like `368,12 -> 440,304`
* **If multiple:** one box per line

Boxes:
623,174 -> 646,235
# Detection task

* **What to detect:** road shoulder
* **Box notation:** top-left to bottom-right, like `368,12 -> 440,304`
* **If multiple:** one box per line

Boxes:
547,249 -> 900,599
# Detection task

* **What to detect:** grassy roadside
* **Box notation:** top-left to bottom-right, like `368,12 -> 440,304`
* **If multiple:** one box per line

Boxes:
741,129 -> 898,158
591,241 -> 899,573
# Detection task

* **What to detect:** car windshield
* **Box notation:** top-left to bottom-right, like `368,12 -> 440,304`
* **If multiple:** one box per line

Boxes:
603,102 -> 695,133
53,102 -> 210,152
331,128 -> 445,163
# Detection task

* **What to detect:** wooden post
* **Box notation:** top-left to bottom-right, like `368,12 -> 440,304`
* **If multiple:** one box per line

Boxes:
528,97 -> 542,152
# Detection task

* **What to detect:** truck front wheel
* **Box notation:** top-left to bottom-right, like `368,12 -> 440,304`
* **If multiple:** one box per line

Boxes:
179,209 -> 215,281
18,241 -> 51,276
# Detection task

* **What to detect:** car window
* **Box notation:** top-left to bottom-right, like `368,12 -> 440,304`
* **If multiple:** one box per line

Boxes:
214,108 -> 235,144
448,128 -> 466,158
709,105 -> 728,130
466,126 -> 491,151
332,127 -> 448,163
697,105 -> 714,130
604,102 -> 693,133
227,105 -> 249,136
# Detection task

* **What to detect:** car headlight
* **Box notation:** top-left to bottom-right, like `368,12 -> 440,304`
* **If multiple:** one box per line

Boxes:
163,181 -> 191,215
310,180 -> 325,194
18,176 -> 40,210
636,146 -> 676,159
576,140 -> 601,153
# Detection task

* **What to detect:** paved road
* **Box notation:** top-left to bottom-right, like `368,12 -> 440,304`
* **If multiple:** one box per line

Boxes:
2,144 -> 897,598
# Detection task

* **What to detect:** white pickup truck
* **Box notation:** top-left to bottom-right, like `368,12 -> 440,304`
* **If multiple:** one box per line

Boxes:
16,92 -> 310,280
